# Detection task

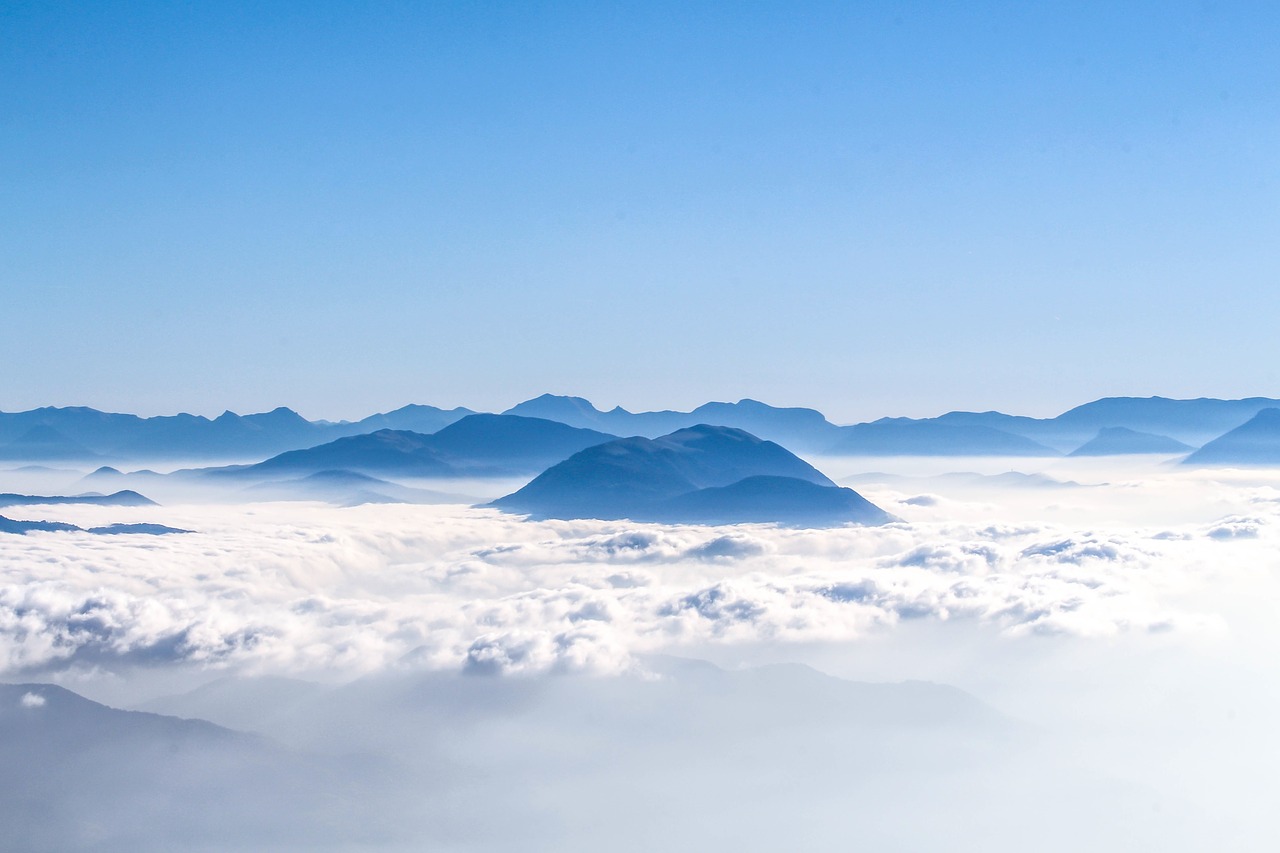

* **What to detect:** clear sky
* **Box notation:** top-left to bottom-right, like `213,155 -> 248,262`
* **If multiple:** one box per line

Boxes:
3,1 -> 1278,423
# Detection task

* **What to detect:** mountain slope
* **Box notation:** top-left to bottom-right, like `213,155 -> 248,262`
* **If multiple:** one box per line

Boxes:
492,425 -> 889,526
1183,408 -> 1280,465
241,414 -> 616,479
1068,427 -> 1193,456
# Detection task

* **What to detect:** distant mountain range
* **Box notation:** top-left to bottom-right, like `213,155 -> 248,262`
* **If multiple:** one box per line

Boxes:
0,489 -> 156,508
0,404 -> 474,462
4,394 -> 1280,464
491,425 -> 894,526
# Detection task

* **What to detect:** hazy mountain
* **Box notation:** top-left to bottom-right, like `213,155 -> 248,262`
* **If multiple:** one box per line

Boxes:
240,414 -> 615,479
0,489 -> 156,508
1068,427 -> 1193,457
503,394 -> 841,452
1052,396 -> 1280,446
826,421 -> 1059,457
340,403 -> 475,436
0,682 -> 364,852
492,425 -> 890,526
0,404 -> 472,463
0,425 -> 101,461
1182,408 -> 1280,465
7,395 -> 1280,463
245,429 -> 456,477
244,469 -> 475,506
422,413 -> 616,473
841,397 -> 1280,453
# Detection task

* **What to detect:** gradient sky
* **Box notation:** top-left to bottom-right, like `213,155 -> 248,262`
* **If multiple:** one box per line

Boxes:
3,1 -> 1278,422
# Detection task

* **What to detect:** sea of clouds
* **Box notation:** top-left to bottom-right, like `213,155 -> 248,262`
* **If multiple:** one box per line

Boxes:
1,483 -> 1265,680
3,461 -> 1280,850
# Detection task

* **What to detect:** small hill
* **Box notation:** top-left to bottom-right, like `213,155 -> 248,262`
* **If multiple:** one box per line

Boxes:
1068,427 -> 1193,456
492,425 -> 890,526
0,514 -> 188,535
0,490 -> 156,508
1183,408 -> 1280,465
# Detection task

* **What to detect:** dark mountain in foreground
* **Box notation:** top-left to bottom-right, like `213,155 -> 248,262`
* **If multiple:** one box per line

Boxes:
0,490 -> 156,508
1068,427 -> 1193,456
239,414 -> 616,479
492,425 -> 890,526
0,683 -> 360,852
653,475 -> 895,526
1183,408 -> 1280,465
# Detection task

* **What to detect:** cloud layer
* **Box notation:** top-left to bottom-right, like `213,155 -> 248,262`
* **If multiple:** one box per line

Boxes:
2,468 -> 1274,678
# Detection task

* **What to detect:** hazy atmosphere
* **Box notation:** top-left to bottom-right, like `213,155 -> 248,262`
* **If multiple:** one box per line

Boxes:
4,2 -> 1280,851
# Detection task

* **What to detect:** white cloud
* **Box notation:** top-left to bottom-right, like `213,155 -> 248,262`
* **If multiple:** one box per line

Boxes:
19,691 -> 45,708
0,472 -> 1276,678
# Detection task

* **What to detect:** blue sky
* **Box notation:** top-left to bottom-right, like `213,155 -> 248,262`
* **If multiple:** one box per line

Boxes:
3,1 -> 1278,422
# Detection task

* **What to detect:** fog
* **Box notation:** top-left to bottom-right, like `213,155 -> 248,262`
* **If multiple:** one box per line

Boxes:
2,455 -> 1278,850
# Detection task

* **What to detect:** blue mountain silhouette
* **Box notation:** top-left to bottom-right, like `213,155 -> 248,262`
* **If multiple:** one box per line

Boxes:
242,414 -> 616,478
492,425 -> 890,526
1067,427 -> 1193,456
1183,408 -> 1280,465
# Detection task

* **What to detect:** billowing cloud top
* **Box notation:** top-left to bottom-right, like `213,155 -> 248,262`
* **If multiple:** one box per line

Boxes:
1,467 -> 1272,679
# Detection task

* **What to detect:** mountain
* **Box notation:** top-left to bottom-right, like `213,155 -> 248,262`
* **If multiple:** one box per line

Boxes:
653,475 -> 895,526
833,397 -> 1280,454
0,404 -> 474,462
826,421 -> 1059,457
0,515 -> 188,535
244,429 -> 455,477
341,403 -> 475,436
1183,408 -> 1280,465
0,515 -> 81,534
0,425 -> 100,461
0,490 -> 156,508
0,682 -> 357,851
240,414 -> 615,479
422,414 -> 616,473
503,395 -> 842,452
1068,427 -> 1193,457
492,424 -> 890,526
244,469 -> 474,506
1052,396 -> 1280,446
